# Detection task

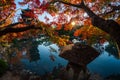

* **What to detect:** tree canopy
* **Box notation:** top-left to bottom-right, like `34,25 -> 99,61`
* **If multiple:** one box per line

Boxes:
0,0 -> 120,50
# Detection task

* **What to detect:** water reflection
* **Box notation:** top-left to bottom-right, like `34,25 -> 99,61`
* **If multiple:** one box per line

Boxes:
10,43 -> 120,78
87,51 -> 120,77
28,42 -> 40,62
20,44 -> 68,75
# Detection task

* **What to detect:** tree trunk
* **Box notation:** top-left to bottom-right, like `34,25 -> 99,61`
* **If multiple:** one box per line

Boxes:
57,0 -> 120,50
81,2 -> 120,51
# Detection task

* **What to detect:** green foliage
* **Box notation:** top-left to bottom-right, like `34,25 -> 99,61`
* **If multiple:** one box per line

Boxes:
0,59 -> 8,76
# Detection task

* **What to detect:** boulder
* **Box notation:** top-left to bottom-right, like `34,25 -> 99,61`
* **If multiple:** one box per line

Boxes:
59,43 -> 100,66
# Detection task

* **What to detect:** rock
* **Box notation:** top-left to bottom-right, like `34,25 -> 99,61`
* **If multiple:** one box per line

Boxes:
59,43 -> 100,66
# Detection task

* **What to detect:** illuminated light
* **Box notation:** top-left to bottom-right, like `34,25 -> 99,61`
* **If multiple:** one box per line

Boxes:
71,21 -> 75,26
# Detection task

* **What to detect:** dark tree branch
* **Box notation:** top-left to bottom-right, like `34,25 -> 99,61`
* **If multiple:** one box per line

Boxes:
56,0 -> 120,50
0,25 -> 42,36
56,0 -> 98,18
56,0 -> 120,31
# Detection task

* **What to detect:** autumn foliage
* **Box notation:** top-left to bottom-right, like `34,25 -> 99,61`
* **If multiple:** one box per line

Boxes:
0,0 -> 120,47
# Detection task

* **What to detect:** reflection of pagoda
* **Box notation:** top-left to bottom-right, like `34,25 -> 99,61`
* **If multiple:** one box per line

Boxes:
105,44 -> 120,59
21,8 -> 34,24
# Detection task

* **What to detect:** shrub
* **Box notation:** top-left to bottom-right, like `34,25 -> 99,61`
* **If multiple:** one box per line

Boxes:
0,59 -> 8,76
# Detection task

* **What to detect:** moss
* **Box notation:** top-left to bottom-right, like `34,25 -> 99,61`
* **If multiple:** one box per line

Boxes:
0,59 -> 8,76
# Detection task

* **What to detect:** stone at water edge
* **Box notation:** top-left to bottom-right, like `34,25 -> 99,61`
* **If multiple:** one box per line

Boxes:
59,43 -> 100,66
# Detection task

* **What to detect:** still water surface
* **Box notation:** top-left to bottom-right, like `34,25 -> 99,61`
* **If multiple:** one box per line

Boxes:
20,44 -> 120,77
88,51 -> 120,77
21,44 -> 68,75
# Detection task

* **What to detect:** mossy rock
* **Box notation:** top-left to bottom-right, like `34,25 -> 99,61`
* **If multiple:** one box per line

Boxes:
0,59 -> 8,76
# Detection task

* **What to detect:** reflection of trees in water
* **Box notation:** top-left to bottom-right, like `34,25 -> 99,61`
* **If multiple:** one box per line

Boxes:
105,43 -> 119,59
49,46 -> 58,62
8,34 -> 53,63
29,41 -> 40,62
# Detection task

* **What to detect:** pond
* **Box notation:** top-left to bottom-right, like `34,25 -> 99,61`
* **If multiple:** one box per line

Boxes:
17,44 -> 120,78
87,51 -> 120,77
20,44 -> 68,75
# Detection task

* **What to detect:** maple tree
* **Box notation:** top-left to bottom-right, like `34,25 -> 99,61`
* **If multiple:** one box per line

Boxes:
0,0 -> 120,54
